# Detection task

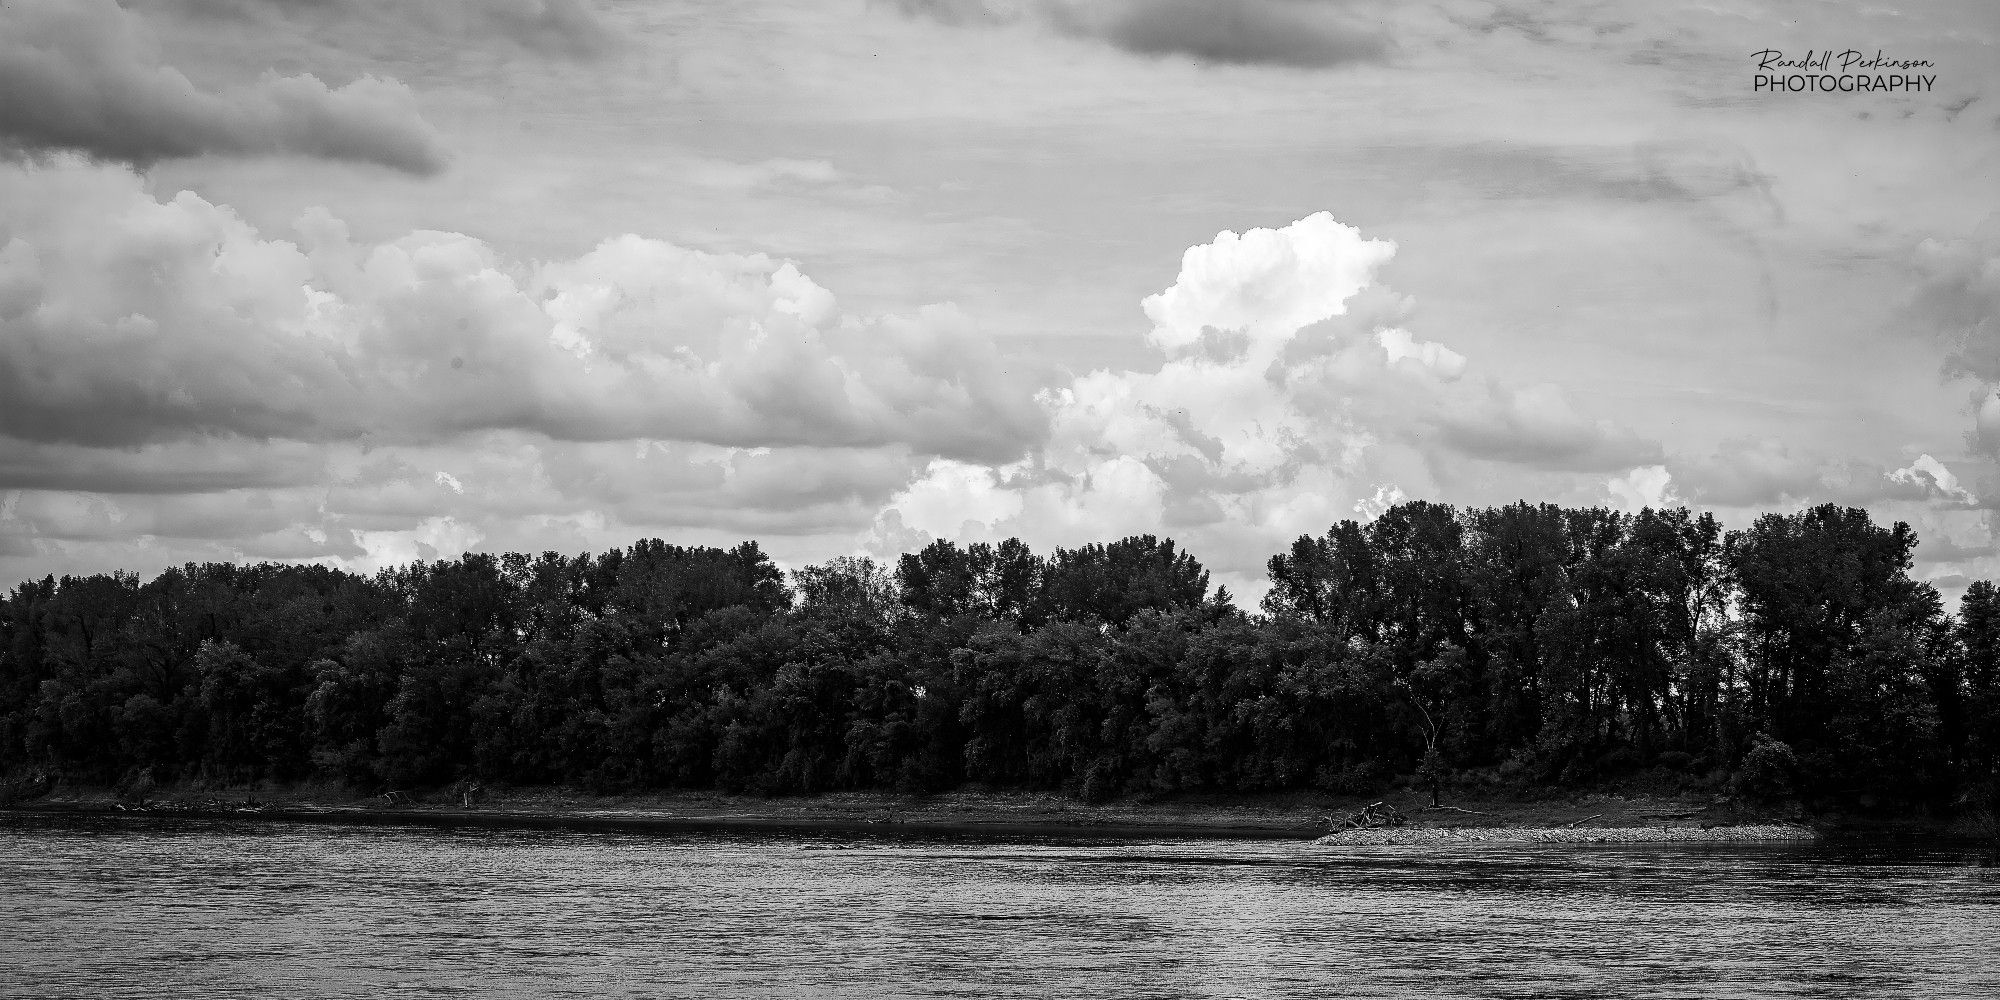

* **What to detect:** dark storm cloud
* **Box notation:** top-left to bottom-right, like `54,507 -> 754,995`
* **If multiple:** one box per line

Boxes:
0,0 -> 446,173
1059,0 -> 1389,69
0,437 -> 328,495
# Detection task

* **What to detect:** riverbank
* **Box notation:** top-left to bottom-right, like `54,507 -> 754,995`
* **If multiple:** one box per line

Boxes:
0,782 -> 1854,842
1318,824 -> 1820,845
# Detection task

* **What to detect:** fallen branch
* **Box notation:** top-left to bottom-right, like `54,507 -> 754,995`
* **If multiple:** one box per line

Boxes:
1422,805 -> 1492,817
1324,801 -> 1408,832
1568,813 -> 1603,828
1639,809 -> 1705,820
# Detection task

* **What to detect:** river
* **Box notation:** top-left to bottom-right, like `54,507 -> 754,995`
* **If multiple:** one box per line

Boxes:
2,816 -> 1996,998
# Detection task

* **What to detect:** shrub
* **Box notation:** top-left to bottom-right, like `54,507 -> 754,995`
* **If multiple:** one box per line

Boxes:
1596,747 -> 1641,775
1079,760 -> 1119,804
1316,761 -> 1388,796
1732,733 -> 1799,803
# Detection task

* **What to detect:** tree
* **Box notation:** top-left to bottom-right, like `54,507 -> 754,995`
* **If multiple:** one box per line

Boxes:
1042,535 -> 1209,627
1726,505 -> 1943,804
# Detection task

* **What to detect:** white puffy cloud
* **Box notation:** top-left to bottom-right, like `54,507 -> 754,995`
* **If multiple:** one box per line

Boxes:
1888,454 -> 1976,506
870,211 -> 1661,576
1352,483 -> 1407,521
0,158 -> 1045,461
1378,327 -> 1466,380
0,157 -> 1051,584
0,0 -> 446,173
1605,464 -> 1680,513
1142,212 -> 1396,354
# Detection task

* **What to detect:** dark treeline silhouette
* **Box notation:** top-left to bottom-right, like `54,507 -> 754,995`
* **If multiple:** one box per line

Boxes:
2,502 -> 1996,815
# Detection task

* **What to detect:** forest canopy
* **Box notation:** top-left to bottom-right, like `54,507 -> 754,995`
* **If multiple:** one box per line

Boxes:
2,502 -> 1995,815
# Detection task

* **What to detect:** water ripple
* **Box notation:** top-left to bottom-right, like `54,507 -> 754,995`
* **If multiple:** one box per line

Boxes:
0,815 -> 1995,999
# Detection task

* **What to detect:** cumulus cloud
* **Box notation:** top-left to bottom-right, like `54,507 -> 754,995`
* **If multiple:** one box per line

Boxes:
0,159 -> 1045,460
1888,454 -> 1976,505
1605,464 -> 1680,512
1378,328 -> 1466,379
867,211 -> 1662,585
0,0 -> 446,173
1352,483 -> 1406,520
893,0 -> 1390,69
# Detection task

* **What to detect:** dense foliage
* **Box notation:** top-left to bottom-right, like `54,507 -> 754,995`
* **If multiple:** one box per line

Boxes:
3,504 -> 1996,814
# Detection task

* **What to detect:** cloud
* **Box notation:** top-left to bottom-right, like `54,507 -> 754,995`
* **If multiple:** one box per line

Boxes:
884,0 -> 1020,28
1605,464 -> 1680,513
868,211 -> 1661,580
478,0 -> 617,59
1666,439 -> 1826,507
1913,236 -> 2000,381
1052,0 -> 1390,69
0,161 -> 1042,585
0,0 -> 446,173
0,436 -> 328,495
1663,440 -> 1982,512
168,0 -> 619,61
0,159 -> 1046,461
1378,328 -> 1466,379
1887,454 -> 1976,505
1142,211 -> 1397,353
1439,382 -> 1663,472
893,0 -> 1390,69
1352,483 -> 1406,520
0,430 -> 935,583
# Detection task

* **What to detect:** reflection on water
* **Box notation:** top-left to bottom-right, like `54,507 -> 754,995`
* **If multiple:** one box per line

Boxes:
1,816 -> 1996,999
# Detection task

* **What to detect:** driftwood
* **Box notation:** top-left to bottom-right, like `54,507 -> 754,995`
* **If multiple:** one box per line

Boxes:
1567,813 -> 1603,828
1639,809 -> 1705,820
448,780 -> 485,808
1422,804 -> 1492,817
0,769 -> 57,806
1324,801 -> 1407,833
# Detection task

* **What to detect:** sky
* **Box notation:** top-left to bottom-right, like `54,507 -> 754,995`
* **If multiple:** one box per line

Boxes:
0,0 -> 1996,606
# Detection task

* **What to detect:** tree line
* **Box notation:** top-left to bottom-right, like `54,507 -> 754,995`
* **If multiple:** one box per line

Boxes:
2,501 -> 1995,814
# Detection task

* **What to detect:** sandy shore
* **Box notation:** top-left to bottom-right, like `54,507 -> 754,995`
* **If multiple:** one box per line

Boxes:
1317,824 -> 1821,846
0,785 -> 1829,842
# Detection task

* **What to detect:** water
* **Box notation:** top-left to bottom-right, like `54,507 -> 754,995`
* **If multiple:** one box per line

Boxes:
1,816 -> 1996,999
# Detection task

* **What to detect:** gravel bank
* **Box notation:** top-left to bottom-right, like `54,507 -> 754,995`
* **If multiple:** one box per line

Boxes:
1317,824 -> 1820,846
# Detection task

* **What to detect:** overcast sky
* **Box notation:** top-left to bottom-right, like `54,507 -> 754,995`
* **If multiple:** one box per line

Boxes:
1,0 -> 1996,604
